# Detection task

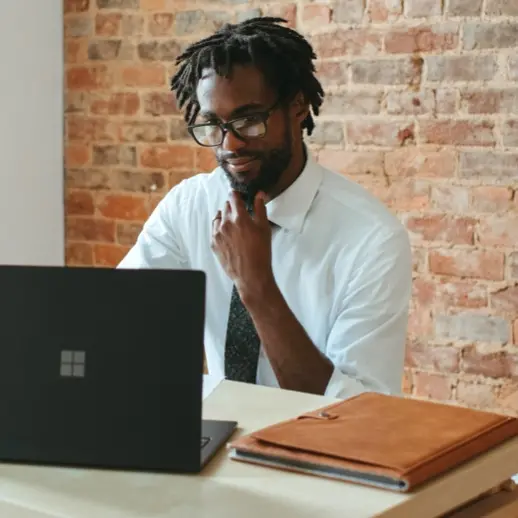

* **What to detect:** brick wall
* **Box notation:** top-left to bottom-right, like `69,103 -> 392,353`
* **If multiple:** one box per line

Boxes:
64,0 -> 518,414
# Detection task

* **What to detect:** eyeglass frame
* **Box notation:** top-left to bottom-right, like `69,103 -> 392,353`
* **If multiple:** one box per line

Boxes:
187,99 -> 282,148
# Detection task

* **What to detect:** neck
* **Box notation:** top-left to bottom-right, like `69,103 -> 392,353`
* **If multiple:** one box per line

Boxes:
267,140 -> 307,201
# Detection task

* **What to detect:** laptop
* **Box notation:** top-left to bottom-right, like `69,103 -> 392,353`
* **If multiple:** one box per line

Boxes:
0,264 -> 237,473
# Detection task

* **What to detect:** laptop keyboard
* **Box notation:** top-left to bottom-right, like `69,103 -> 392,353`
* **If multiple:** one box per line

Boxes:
201,436 -> 211,449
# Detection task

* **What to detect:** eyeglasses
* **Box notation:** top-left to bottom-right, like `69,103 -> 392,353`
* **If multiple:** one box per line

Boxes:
187,100 -> 280,148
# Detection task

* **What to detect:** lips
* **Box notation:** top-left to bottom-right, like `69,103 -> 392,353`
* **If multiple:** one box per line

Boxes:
224,157 -> 259,175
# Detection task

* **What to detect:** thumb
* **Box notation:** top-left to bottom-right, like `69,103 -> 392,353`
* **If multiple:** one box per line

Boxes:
253,192 -> 268,225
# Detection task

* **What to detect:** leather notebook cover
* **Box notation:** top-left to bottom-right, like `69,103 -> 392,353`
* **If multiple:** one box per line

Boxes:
227,392 -> 518,492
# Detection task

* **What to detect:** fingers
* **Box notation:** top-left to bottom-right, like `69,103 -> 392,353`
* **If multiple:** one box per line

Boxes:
212,210 -> 222,235
229,191 -> 247,218
253,192 -> 268,225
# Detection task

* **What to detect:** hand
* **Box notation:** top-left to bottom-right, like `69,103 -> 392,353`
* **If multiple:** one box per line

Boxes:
211,191 -> 274,301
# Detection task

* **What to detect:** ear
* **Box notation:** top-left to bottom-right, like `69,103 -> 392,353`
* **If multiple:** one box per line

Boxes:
290,92 -> 310,124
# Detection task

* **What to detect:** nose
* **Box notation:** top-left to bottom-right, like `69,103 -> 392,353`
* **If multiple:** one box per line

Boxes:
220,128 -> 247,154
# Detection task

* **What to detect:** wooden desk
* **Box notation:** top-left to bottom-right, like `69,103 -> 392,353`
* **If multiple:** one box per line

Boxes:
0,380 -> 517,518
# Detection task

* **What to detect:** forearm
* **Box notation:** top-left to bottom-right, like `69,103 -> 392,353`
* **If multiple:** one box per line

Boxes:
240,280 -> 334,395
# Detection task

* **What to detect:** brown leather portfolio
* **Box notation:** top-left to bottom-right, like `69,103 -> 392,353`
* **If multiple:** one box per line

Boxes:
227,392 -> 518,492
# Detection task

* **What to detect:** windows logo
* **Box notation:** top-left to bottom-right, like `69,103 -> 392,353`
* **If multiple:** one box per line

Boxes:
60,350 -> 86,378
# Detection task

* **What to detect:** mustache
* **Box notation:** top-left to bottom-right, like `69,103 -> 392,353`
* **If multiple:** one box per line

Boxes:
217,151 -> 262,162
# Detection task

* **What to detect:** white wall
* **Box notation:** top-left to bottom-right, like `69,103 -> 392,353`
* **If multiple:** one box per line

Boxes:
0,1 -> 64,266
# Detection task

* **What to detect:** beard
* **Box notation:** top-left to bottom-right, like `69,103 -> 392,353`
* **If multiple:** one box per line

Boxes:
219,127 -> 293,211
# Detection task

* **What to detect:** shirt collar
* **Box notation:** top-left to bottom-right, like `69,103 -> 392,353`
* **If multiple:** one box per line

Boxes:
266,151 -> 323,234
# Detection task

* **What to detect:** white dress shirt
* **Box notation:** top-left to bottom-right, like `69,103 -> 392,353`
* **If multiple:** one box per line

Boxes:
118,153 -> 412,399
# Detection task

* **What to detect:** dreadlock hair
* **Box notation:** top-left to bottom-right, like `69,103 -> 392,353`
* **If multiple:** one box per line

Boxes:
170,17 -> 324,136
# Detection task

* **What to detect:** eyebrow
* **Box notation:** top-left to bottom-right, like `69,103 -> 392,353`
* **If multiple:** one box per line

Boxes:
199,103 -> 266,121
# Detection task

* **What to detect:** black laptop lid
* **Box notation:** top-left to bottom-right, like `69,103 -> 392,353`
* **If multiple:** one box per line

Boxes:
0,265 -> 206,473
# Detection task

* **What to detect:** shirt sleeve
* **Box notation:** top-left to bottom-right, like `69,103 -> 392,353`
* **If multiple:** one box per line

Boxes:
323,226 -> 412,399
117,185 -> 189,270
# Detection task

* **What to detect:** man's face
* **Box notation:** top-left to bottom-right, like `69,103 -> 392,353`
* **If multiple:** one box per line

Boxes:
195,64 -> 295,207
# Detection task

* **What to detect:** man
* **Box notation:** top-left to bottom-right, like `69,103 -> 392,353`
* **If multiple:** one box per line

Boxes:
119,17 -> 412,399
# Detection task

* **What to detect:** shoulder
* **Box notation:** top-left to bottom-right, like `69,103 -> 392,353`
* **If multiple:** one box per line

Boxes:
310,161 -> 408,246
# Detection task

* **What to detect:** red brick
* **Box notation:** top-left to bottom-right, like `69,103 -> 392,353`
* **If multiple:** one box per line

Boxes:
414,373 -> 452,401
459,152 -> 518,183
94,244 -> 130,268
90,92 -> 140,116
121,14 -> 145,36
510,253 -> 518,281
420,120 -> 495,147
66,217 -> 115,242
64,0 -> 90,13
377,179 -> 431,211
351,58 -> 420,85
67,65 -> 112,90
478,214 -> 518,247
457,382 -> 497,409
436,281 -> 488,309
302,5 -> 331,30
195,148 -> 217,171
429,249 -> 505,281
66,144 -> 90,167
67,117 -> 116,142
461,89 -> 518,115
317,150 -> 384,176
486,0 -> 518,16
503,120 -> 518,147
385,24 -> 458,54
435,313 -> 509,344
405,215 -> 476,245
267,4 -> 297,29
431,186 -> 470,213
385,90 -> 435,115
120,65 -> 166,87
93,145 -> 136,167
64,15 -> 92,38
168,172 -> 194,189
333,0 -> 365,23
95,13 -> 121,36
498,381 -> 518,414
65,39 -> 88,64
384,148 -> 457,178
436,89 -> 458,114
368,0 -> 402,21
66,92 -> 89,114
118,121 -> 167,143
321,92 -> 381,116
425,55 -> 498,82
140,145 -> 195,169
148,13 -> 175,36
347,121 -> 415,147
413,278 -> 436,308
491,286 -> 518,315
140,0 -> 166,10
402,369 -> 413,394
311,29 -> 382,59
97,194 -> 148,222
515,319 -> 518,344
408,305 -> 433,337
471,187 -> 513,213
406,341 -> 459,373
405,0 -> 442,17
413,248 -> 428,273
314,61 -> 349,86
462,346 -> 508,378
463,22 -> 518,52
143,92 -> 179,116
447,0 -> 483,16
117,222 -> 143,246
66,190 -> 95,216
66,242 -> 93,266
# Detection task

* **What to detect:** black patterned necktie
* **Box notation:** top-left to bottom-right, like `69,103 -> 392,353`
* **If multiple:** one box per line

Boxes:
224,210 -> 275,383
224,284 -> 261,383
